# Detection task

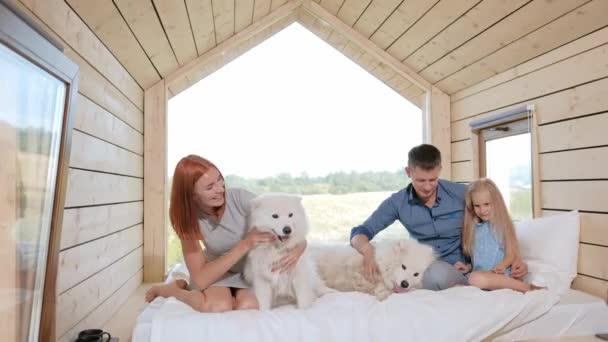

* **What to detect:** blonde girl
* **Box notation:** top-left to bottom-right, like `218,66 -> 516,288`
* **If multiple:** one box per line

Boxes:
455,178 -> 541,293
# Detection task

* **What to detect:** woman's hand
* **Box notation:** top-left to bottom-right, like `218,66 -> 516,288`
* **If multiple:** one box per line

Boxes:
454,261 -> 471,274
361,245 -> 381,283
241,228 -> 276,250
272,240 -> 307,273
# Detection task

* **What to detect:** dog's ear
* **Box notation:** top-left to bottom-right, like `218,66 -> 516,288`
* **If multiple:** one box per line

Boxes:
250,196 -> 263,211
399,239 -> 409,250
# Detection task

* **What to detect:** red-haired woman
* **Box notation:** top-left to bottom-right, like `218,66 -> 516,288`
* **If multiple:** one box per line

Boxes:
145,155 -> 307,312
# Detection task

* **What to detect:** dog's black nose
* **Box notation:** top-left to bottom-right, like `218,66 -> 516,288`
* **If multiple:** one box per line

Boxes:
400,280 -> 409,288
283,226 -> 292,235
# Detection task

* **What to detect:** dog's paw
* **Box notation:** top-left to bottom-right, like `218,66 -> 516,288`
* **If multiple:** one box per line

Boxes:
296,296 -> 314,309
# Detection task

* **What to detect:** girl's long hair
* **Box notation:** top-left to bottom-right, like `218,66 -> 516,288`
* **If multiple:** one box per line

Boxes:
169,155 -> 226,240
462,178 -> 518,260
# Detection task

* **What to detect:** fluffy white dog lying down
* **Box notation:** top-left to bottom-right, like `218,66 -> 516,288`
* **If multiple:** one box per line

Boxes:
311,239 -> 437,300
243,193 -> 331,310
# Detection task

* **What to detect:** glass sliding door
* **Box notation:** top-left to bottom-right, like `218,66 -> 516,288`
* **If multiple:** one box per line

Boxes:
0,2 -> 79,341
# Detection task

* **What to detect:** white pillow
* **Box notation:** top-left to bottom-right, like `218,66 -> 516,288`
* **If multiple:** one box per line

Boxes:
514,210 -> 580,294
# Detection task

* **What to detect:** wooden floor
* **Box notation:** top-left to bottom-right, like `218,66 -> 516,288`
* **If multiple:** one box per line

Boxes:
102,283 -> 158,342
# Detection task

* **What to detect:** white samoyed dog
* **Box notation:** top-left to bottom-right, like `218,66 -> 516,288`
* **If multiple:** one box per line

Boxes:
311,239 -> 436,300
243,193 -> 330,310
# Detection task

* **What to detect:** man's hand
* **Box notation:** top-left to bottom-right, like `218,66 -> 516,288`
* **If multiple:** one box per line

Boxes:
510,259 -> 528,279
454,261 -> 471,274
272,240 -> 307,273
361,245 -> 381,283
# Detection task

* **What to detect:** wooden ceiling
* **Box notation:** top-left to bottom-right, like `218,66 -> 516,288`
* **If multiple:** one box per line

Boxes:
65,0 -> 608,101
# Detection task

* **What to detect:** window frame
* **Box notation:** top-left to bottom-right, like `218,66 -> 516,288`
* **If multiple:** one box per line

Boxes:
0,2 -> 79,340
470,105 -> 541,218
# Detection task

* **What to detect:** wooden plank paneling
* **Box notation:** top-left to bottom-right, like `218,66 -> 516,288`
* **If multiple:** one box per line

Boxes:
341,40 -> 365,61
540,147 -> 608,181
114,0 -> 179,77
422,0 -> 587,86
58,269 -> 143,342
153,0 -> 198,64
144,82 -> 167,282
57,225 -> 143,293
326,30 -> 349,52
186,0 -> 217,55
66,0 -> 160,88
370,62 -> 396,81
272,0 -> 289,11
101,283 -> 151,342
451,161 -> 472,183
369,0 -> 437,50
70,131 -> 143,178
451,140 -> 471,162
298,8 -> 333,40
542,181 -> 608,213
385,74 -> 414,96
302,1 -> 431,90
451,119 -> 472,142
337,0 -> 371,27
572,274 -> 608,301
67,51 -> 143,132
386,0 -> 478,61
538,113 -> 608,153
452,44 -> 608,120
430,85 -> 451,177
437,0 -> 608,94
56,247 -> 142,337
18,0 -> 144,108
319,0 -> 346,15
65,169 -> 143,207
253,0 -> 272,22
352,0 -> 401,38
451,77 -> 608,137
400,86 -> 425,108
535,77 -> 608,125
73,94 -> 143,155
234,0 -> 255,32
578,244 -> 608,280
406,0 -> 528,72
61,201 -> 143,250
212,0 -> 235,43
544,210 -> 608,247
451,26 -> 608,102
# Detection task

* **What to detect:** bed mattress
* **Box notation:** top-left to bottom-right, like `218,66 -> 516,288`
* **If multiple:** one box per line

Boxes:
132,288 -> 606,342
493,289 -> 608,341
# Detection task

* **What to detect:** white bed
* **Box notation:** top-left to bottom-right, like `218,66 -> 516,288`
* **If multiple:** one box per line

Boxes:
132,284 -> 607,342
133,211 -> 607,341
493,289 -> 608,341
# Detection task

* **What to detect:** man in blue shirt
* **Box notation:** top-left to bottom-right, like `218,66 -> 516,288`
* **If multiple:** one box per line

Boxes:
350,144 -> 527,290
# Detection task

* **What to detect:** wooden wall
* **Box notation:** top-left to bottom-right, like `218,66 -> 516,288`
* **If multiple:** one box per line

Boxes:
450,26 -> 608,300
8,0 -> 144,340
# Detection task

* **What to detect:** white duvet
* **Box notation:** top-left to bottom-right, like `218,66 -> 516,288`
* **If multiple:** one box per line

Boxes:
141,285 -> 558,342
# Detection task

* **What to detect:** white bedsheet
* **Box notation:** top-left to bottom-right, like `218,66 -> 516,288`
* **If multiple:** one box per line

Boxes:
134,286 -> 558,342
493,289 -> 608,341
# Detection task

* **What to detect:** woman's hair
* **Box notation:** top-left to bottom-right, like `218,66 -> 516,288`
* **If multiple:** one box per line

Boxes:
169,155 -> 226,240
462,178 -> 518,259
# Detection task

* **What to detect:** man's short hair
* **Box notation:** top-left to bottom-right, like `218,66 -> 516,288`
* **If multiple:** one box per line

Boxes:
408,144 -> 442,170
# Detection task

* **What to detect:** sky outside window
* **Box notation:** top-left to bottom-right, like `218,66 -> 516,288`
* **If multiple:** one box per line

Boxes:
168,23 -> 422,179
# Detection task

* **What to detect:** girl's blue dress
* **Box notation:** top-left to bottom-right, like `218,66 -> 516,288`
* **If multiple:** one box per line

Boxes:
472,221 -> 511,276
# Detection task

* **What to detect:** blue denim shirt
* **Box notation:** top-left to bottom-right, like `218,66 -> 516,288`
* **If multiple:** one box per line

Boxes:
350,180 -> 467,264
